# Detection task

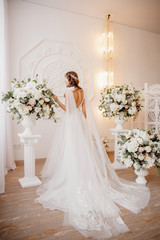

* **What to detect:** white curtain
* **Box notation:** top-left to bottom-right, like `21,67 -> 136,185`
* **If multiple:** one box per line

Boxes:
0,0 -> 16,194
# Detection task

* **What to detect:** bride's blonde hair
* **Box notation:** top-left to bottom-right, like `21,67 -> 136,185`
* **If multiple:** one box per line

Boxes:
65,71 -> 81,89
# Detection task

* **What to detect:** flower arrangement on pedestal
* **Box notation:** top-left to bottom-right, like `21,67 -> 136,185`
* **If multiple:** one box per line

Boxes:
118,129 -> 160,183
99,84 -> 143,130
1,75 -> 58,123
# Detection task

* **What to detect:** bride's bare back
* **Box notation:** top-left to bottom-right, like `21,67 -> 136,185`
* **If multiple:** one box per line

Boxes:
73,88 -> 86,118
56,87 -> 87,118
72,88 -> 84,107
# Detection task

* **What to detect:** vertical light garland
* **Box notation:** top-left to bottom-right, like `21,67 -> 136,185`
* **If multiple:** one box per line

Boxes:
101,14 -> 114,88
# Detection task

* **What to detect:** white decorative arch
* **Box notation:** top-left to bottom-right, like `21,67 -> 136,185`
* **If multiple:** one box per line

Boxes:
19,40 -> 94,100
144,83 -> 160,134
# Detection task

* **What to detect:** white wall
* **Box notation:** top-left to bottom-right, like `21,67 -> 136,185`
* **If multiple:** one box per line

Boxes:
8,0 -> 160,160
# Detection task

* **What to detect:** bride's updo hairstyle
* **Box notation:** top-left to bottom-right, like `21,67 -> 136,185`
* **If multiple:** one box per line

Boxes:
65,71 -> 82,89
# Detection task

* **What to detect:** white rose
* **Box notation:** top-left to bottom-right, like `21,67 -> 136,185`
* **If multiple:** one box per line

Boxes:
128,108 -> 133,115
132,107 -> 137,113
123,100 -> 128,104
39,99 -> 44,105
145,146 -> 152,153
128,107 -> 137,115
132,101 -> 136,107
45,97 -> 50,102
138,147 -> 144,152
138,153 -> 144,161
35,107 -> 41,113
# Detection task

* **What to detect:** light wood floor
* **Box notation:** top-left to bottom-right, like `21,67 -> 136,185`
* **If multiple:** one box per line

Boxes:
0,152 -> 160,240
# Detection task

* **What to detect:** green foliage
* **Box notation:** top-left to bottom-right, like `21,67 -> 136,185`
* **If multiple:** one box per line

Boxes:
99,84 -> 143,119
118,128 -> 160,174
1,75 -> 59,123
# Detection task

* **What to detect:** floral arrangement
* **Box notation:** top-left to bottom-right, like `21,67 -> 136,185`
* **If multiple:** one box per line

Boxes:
118,129 -> 160,174
1,75 -> 59,123
99,84 -> 143,119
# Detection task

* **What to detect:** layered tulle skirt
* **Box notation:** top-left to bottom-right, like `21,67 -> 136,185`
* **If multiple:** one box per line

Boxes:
34,109 -> 150,239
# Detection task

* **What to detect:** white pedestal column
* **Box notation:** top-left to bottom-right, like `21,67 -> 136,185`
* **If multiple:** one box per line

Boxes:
18,133 -> 42,188
110,128 -> 129,170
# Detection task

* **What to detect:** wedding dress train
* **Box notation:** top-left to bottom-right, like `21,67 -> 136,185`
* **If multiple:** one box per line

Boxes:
34,86 -> 150,239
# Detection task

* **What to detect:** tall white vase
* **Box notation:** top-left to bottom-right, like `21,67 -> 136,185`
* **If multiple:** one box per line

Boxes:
134,169 -> 148,184
114,113 -> 125,130
21,113 -> 36,136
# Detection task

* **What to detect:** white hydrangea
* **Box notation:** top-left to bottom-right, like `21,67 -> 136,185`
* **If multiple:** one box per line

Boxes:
114,94 -> 126,103
136,137 -> 143,144
24,81 -> 36,91
110,103 -> 118,112
33,89 -> 42,100
13,88 -> 27,99
127,140 -> 139,152
145,156 -> 155,169
138,131 -> 149,141
128,107 -> 137,115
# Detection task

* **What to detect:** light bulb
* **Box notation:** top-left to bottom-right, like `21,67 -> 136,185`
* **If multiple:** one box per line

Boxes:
108,32 -> 112,37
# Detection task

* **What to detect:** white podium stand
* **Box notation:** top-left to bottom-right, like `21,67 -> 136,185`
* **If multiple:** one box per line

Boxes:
18,133 -> 42,188
110,128 -> 129,170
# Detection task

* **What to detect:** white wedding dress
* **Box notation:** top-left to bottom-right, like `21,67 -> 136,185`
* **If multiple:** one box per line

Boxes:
34,86 -> 150,239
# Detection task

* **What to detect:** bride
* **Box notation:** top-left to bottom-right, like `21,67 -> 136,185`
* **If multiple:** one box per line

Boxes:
34,71 -> 150,239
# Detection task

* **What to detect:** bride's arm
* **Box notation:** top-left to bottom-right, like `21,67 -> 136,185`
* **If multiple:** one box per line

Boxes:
82,100 -> 87,118
53,95 -> 66,111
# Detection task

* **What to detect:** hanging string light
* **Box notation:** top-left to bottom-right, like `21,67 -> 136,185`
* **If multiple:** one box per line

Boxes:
101,14 -> 114,88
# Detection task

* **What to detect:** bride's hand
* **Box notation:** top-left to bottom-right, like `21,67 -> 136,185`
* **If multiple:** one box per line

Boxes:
53,94 -> 58,101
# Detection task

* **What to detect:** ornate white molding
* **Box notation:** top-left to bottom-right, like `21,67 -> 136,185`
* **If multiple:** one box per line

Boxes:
20,40 -> 94,100
144,83 -> 160,134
